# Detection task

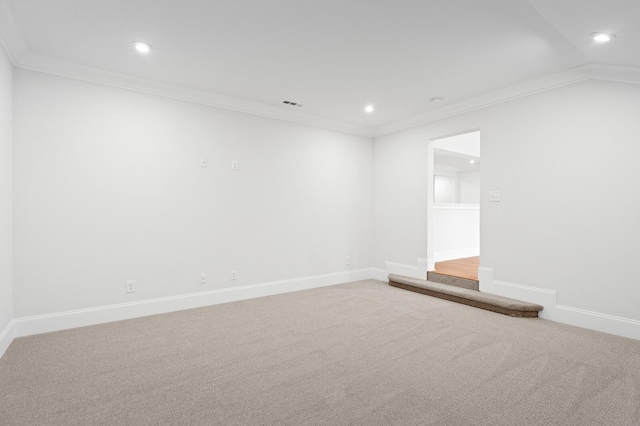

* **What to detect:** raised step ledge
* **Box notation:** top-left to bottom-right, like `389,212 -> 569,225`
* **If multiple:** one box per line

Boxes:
388,274 -> 543,318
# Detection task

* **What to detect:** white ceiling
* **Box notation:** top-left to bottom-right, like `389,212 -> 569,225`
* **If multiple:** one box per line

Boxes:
1,0 -> 639,136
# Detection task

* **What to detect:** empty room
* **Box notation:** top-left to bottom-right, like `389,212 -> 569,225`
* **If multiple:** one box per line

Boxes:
1,0 -> 640,425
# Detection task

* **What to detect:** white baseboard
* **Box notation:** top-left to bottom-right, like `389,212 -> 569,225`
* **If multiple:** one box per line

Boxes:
478,266 -> 494,293
384,258 -> 427,280
13,268 -> 374,338
427,258 -> 436,271
434,247 -> 479,262
372,268 -> 388,282
417,258 -> 429,274
480,267 -> 640,341
551,305 -> 640,341
0,320 -> 15,359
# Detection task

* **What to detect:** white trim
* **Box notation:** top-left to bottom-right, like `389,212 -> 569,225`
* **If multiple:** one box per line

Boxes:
372,268 -> 388,282
478,266 -> 494,293
384,262 -> 421,279
16,56 -> 374,138
13,268 -> 374,338
417,257 -> 429,273
0,320 -> 16,359
373,63 -> 640,137
384,258 -> 428,280
374,64 -> 593,136
0,0 -> 28,64
552,305 -> 640,341
591,63 -> 640,86
491,280 -> 558,313
1,2 -> 639,142
479,267 -> 640,341
426,258 -> 436,271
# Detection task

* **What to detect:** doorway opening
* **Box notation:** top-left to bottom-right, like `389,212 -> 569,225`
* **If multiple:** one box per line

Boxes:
427,130 -> 480,289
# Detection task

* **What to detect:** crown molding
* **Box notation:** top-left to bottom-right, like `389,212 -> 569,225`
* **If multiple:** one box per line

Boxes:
590,63 -> 640,85
1,2 -> 639,141
373,64 -> 593,137
0,3 -> 372,138
373,63 -> 640,137
0,0 -> 29,64
17,53 -> 374,138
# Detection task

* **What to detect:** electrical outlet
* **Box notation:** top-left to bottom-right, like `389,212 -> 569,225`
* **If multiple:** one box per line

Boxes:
489,190 -> 501,202
200,158 -> 207,168
200,274 -> 206,284
346,256 -> 351,265
126,280 -> 136,293
231,270 -> 237,280
231,160 -> 238,170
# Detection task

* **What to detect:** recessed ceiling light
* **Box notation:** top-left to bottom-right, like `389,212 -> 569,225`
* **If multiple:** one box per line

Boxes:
364,105 -> 374,113
133,41 -> 153,53
431,97 -> 443,104
592,32 -> 616,43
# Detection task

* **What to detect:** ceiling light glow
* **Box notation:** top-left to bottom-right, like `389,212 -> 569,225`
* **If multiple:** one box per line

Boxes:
133,41 -> 153,53
364,105 -> 374,113
592,32 -> 615,43
469,160 -> 476,164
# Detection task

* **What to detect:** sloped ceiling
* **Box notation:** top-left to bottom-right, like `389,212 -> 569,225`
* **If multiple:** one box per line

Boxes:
0,0 -> 638,136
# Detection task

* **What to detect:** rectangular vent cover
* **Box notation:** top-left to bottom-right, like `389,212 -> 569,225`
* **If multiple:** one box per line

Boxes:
283,100 -> 304,107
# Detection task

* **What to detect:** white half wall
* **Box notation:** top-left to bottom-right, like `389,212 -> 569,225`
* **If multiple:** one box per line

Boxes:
0,43 -> 14,357
433,204 -> 479,261
13,69 -> 373,318
374,79 -> 640,337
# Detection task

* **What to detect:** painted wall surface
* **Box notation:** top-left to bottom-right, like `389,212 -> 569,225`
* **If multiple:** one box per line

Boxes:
13,70 -> 373,317
458,171 -> 480,204
433,206 -> 479,261
0,43 -> 12,334
433,168 -> 480,204
374,79 -> 640,321
432,131 -> 480,157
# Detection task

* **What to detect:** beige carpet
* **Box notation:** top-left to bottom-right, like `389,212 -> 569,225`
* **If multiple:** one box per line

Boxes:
1,279 -> 639,425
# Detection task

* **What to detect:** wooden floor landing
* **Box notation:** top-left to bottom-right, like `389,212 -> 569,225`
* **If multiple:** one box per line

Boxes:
433,256 -> 480,281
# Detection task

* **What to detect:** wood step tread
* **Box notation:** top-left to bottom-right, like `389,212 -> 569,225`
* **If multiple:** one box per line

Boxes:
388,274 -> 543,318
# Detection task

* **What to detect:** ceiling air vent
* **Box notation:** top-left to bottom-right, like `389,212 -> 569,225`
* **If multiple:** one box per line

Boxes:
283,100 -> 304,107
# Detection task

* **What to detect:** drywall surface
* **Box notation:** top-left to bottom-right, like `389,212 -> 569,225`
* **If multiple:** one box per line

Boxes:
0,44 -> 13,334
374,79 -> 640,322
13,69 -> 373,317
432,131 -> 480,157
458,171 -> 480,204
433,206 -> 479,261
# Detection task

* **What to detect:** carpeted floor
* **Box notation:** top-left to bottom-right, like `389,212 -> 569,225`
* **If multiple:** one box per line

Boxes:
1,279 -> 639,425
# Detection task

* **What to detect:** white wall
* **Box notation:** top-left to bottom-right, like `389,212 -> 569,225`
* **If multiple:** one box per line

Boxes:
0,44 -> 13,345
373,131 -> 428,268
458,171 -> 480,204
374,79 -> 640,331
8,68 -> 640,341
13,69 -> 373,318
433,168 -> 480,205
433,206 -> 479,261
433,173 -> 457,203
432,131 -> 480,157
